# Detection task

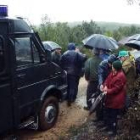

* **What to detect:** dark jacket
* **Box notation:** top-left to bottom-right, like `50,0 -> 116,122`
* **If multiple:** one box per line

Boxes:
98,54 -> 118,86
103,70 -> 127,109
85,55 -> 102,82
60,50 -> 86,76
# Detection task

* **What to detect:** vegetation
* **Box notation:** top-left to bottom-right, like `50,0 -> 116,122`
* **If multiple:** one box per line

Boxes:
33,15 -> 140,54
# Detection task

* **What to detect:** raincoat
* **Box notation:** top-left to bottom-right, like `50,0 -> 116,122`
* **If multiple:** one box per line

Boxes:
104,70 -> 127,109
122,57 -> 136,95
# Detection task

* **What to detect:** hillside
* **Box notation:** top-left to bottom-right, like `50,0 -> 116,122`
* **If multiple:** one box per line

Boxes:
68,21 -> 140,31
96,21 -> 140,31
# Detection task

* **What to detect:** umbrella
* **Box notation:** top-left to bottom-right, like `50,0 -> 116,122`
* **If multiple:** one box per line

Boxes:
118,34 -> 140,46
89,92 -> 105,115
109,37 -> 118,45
129,34 -> 140,41
131,50 -> 140,59
125,40 -> 140,50
118,36 -> 131,46
82,34 -> 118,50
42,41 -> 61,51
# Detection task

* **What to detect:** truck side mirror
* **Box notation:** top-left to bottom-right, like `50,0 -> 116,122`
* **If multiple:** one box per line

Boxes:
45,49 -> 52,62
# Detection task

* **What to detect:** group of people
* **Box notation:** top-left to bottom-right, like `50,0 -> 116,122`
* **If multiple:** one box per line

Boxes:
84,48 -> 136,136
51,43 -> 87,106
51,42 -> 137,137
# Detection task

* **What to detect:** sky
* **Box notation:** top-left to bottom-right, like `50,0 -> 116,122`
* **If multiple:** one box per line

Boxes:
1,0 -> 140,25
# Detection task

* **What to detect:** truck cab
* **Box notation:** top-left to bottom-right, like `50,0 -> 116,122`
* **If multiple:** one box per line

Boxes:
0,6 -> 67,134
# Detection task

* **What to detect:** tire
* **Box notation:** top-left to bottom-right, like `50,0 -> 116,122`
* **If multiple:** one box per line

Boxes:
39,96 -> 59,130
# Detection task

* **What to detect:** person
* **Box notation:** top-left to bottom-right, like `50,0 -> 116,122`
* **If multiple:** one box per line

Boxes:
51,48 -> 62,65
75,45 -> 87,77
98,54 -> 118,87
93,54 -> 118,122
118,50 -> 136,108
84,48 -> 102,110
128,51 -> 135,64
60,43 -> 86,106
99,49 -> 110,60
133,56 -> 140,100
101,60 -> 127,136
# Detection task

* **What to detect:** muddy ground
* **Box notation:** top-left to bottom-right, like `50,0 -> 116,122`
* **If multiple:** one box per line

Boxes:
4,78 -> 92,140
3,78 -> 140,140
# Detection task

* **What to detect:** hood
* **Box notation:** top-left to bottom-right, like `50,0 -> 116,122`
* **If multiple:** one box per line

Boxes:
67,43 -> 76,50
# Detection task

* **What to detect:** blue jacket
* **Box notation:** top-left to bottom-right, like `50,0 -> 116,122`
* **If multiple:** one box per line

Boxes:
98,54 -> 118,85
99,53 -> 109,60
98,60 -> 112,86
60,50 -> 86,76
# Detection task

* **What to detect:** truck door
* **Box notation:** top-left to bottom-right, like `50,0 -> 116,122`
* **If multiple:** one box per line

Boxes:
0,36 -> 13,133
13,35 -> 51,121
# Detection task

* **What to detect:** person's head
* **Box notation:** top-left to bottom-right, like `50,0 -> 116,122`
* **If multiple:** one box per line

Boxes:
99,49 -> 104,55
118,50 -> 129,62
67,43 -> 76,50
107,54 -> 118,67
55,48 -> 61,54
75,47 -> 80,52
99,49 -> 111,54
112,60 -> 122,72
92,48 -> 100,55
75,45 -> 83,52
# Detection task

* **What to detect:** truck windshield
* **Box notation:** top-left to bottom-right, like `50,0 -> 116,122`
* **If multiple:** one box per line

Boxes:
0,36 -> 4,73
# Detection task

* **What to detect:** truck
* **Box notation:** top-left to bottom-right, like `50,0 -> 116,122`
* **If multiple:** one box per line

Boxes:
0,5 -> 67,134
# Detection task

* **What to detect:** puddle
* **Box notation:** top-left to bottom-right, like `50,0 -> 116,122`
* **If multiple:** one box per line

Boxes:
76,95 -> 86,107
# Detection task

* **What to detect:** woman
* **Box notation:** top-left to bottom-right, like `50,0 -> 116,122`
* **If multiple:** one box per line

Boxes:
101,60 -> 127,136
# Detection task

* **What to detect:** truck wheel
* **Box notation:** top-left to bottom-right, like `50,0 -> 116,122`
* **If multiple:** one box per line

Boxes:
39,96 -> 59,130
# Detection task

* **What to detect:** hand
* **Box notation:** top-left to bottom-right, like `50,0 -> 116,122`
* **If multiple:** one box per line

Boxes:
100,84 -> 104,91
103,86 -> 108,94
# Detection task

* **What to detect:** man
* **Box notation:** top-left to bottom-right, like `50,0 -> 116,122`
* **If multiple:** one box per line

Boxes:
99,49 -> 110,60
60,43 -> 86,106
118,50 -> 136,108
84,48 -> 102,110
75,45 -> 87,77
98,54 -> 118,87
51,48 -> 62,65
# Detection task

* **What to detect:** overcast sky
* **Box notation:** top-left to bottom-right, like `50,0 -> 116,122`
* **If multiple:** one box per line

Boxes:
1,0 -> 140,25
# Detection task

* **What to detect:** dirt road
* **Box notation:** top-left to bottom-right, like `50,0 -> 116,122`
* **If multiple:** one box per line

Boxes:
13,78 -> 90,140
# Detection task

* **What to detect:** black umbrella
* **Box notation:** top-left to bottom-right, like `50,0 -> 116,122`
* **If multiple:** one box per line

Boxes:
118,34 -> 140,46
82,34 -> 118,50
118,36 -> 131,46
42,41 -> 61,51
129,34 -> 140,41
125,40 -> 140,50
89,92 -> 105,115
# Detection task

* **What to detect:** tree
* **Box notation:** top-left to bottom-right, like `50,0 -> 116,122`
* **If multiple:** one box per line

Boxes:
82,20 -> 102,37
112,30 -> 122,41
40,14 -> 51,40
69,25 -> 87,45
